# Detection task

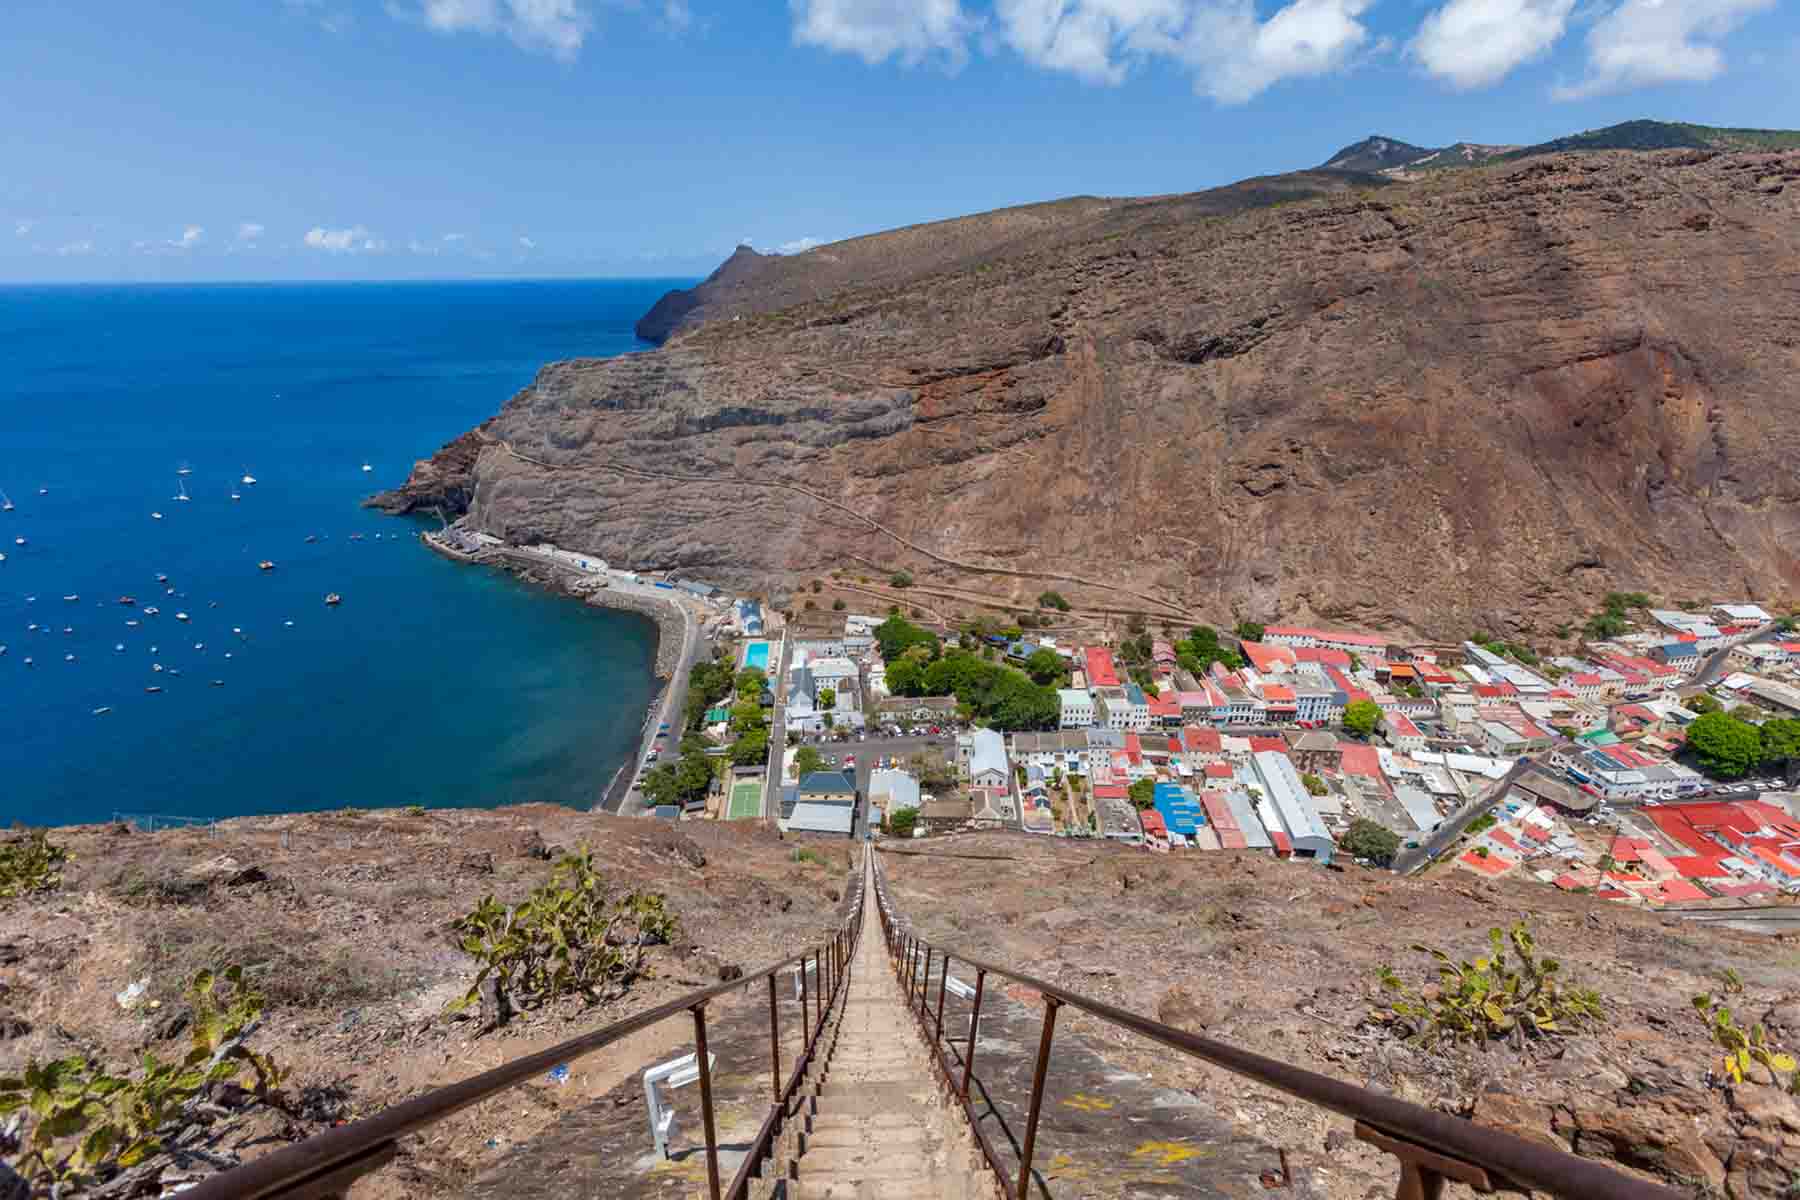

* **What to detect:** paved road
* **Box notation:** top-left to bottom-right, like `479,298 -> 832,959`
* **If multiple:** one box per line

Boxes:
1392,757 -> 1534,875
601,583 -> 703,817
1692,619 -> 1780,687
760,632 -> 794,823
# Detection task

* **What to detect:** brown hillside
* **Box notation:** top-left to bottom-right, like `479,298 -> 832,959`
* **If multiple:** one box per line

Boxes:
383,147 -> 1800,638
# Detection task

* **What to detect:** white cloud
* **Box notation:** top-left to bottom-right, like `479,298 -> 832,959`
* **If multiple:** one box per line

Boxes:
236,222 -> 266,243
415,0 -> 594,59
56,240 -> 94,257
794,0 -> 1373,100
286,0 -> 354,32
304,225 -> 385,252
15,220 -> 35,237
790,0 -> 977,67
1554,0 -> 1774,97
662,0 -> 694,31
518,235 -> 537,248
408,238 -> 441,255
1411,0 -> 1574,87
442,231 -> 468,242
170,225 -> 204,250
777,236 -> 828,253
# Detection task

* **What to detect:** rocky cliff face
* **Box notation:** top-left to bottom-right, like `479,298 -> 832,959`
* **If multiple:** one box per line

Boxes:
382,147 -> 1800,638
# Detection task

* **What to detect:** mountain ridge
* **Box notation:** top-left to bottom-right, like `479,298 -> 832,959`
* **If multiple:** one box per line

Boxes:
387,129 -> 1800,640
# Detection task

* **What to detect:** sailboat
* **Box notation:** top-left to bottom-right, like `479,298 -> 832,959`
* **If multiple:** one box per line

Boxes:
230,485 -> 241,501
241,468 -> 257,486
1,490 -> 13,512
361,462 -> 372,473
174,478 -> 190,502
176,463 -> 192,476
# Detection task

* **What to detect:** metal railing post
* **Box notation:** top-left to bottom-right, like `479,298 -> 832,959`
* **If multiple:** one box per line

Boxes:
1016,997 -> 1062,1200
919,948 -> 932,1014
934,955 -> 949,1044
799,957 -> 810,1050
692,1004 -> 723,1200
767,974 -> 782,1103
960,969 -> 986,1100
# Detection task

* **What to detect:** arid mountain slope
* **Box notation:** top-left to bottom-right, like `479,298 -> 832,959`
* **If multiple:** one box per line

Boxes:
384,147 -> 1800,638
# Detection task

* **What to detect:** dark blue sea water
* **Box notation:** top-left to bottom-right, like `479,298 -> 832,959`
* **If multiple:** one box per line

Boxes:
0,280 -> 687,828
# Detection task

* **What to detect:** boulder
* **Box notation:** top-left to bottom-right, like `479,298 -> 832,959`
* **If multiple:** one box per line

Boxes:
1569,1098 -> 1727,1195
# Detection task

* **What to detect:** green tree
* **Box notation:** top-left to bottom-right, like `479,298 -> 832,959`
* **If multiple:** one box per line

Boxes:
817,687 -> 836,711
1340,819 -> 1401,866
730,699 -> 766,734
1301,772 -> 1327,796
730,730 -> 769,766
735,666 -> 767,697
1759,718 -> 1800,767
1688,693 -> 1722,715
793,746 -> 825,778
640,764 -> 681,808
1687,711 -> 1764,779
1343,699 -> 1382,737
886,657 -> 926,697
1024,647 -> 1064,686
1037,590 -> 1070,612
875,615 -> 939,663
676,751 -> 716,800
1128,778 -> 1156,811
890,570 -> 913,588
832,598 -> 846,611
1234,621 -> 1265,643
887,808 -> 918,838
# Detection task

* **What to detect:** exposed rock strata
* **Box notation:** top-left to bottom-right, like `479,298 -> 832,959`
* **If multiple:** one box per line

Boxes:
383,148 -> 1800,638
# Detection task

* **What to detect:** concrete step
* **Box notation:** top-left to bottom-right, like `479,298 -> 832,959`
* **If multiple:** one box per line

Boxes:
804,1124 -> 932,1152
795,1145 -> 934,1178
790,1175 -> 960,1200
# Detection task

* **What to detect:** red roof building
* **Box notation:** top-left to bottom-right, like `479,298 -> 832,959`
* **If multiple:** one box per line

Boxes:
1459,851 -> 1511,876
1183,726 -> 1224,755
1243,642 -> 1298,674
1198,789 -> 1246,849
1203,762 -> 1234,780
1338,744 -> 1384,779
1084,647 -> 1120,689
1248,736 -> 1288,755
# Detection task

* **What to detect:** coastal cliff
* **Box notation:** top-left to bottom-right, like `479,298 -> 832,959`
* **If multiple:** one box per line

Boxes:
381,141 -> 1800,640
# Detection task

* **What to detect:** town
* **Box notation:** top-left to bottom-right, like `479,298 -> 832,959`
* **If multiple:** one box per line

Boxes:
431,532 -> 1800,909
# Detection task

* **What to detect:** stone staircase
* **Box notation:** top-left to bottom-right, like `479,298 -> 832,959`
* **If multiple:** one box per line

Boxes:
779,859 -> 988,1200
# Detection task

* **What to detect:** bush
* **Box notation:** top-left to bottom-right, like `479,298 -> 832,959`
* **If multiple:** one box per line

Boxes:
832,599 -> 846,611
1301,772 -> 1327,796
449,846 -> 676,1020
0,831 -> 69,902
1037,591 -> 1070,612
1377,924 -> 1604,1046
890,571 -> 913,589
1693,970 -> 1798,1089
887,808 -> 918,838
794,746 -> 824,778
792,848 -> 824,866
0,965 -> 288,1191
1234,621 -> 1265,643
1466,812 -> 1498,835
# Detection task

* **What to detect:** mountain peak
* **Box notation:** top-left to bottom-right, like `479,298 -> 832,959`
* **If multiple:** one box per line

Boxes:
1320,135 -> 1435,172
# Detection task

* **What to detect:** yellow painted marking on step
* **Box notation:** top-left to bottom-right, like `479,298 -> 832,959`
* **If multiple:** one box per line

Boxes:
1061,1092 -> 1114,1111
1132,1140 -> 1207,1166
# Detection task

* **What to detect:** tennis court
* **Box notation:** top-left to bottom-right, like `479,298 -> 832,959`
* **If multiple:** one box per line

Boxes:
728,777 -> 763,820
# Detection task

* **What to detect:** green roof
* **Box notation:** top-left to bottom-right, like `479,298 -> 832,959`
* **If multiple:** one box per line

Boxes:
705,706 -> 731,723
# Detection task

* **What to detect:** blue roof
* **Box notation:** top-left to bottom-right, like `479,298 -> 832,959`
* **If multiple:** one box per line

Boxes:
1658,642 -> 1699,657
1153,782 -> 1204,837
799,770 -> 857,795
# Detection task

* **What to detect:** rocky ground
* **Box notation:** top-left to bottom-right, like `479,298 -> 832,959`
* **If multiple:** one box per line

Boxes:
0,810 -> 853,1196
879,834 -> 1800,1200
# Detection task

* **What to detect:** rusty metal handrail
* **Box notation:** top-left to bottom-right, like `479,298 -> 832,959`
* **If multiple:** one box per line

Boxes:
869,850 -> 1684,1200
182,854 -> 867,1200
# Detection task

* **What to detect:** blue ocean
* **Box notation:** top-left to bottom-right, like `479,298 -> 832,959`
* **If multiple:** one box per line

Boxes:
0,280 -> 685,828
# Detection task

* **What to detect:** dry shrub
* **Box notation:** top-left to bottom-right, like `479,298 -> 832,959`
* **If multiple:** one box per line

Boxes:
133,911 -> 398,1012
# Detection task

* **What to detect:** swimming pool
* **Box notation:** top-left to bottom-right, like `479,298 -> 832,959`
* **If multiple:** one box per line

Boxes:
743,641 -> 770,671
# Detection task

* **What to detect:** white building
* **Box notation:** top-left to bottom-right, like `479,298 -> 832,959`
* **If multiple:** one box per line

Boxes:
967,727 -> 1009,789
1058,688 -> 1095,729
1250,750 -> 1335,861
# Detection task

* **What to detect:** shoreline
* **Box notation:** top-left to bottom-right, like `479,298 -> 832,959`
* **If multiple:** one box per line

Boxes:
420,531 -> 696,813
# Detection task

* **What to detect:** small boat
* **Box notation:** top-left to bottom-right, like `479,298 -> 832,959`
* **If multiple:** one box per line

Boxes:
61,626 -> 72,634
283,620 -> 294,627
361,462 -> 372,472
231,626 -> 242,635
224,652 -> 233,659
36,487 -> 46,496
193,642 -> 204,650
1,490 -> 12,511
241,469 -> 257,486
304,534 -> 317,544
93,707 -> 112,715
143,606 -> 159,616
145,685 -> 162,694
125,620 -> 139,627
151,511 -> 163,520
166,669 -> 181,677
174,479 -> 190,503
348,533 -> 365,542
155,573 -> 168,583
152,663 -> 163,673
118,596 -> 135,606
176,464 -> 192,476
22,656 -> 32,666
27,623 -> 37,632
149,645 -> 158,654
258,560 -> 275,571
210,679 -> 224,687
324,593 -> 342,607
230,488 -> 241,501
114,643 -> 124,652
174,612 -> 190,622
14,536 -> 25,546
0,553 -> 6,563
63,653 -> 75,662
63,594 -> 79,602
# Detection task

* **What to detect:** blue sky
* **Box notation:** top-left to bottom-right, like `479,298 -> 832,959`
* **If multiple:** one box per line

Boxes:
3,0 -> 1794,281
